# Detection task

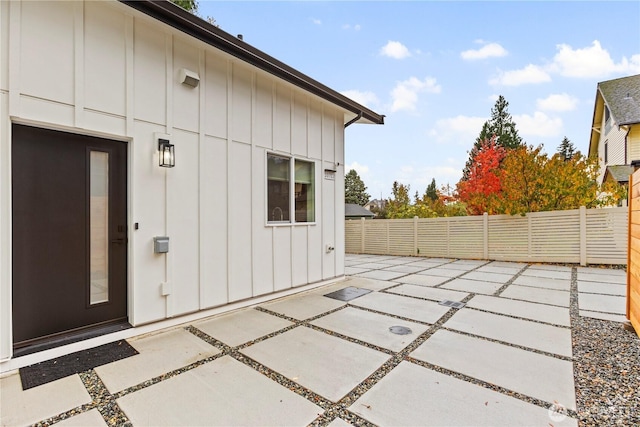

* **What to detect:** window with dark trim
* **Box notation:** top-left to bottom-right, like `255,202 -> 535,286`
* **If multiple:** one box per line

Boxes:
604,140 -> 608,164
267,154 -> 315,224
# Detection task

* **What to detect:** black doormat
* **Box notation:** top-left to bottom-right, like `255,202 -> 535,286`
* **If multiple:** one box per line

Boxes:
324,286 -> 372,301
19,340 -> 138,390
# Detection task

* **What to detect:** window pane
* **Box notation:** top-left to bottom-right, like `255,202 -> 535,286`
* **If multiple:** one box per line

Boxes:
295,160 -> 314,222
267,154 -> 290,222
90,151 -> 109,304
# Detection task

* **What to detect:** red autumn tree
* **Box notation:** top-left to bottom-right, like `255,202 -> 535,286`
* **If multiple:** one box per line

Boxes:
456,137 -> 506,215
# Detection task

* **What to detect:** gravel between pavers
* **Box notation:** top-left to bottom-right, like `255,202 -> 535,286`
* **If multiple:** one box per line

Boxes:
572,316 -> 640,426
569,266 -> 639,427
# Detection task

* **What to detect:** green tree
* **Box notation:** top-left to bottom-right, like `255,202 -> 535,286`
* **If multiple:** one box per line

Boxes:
426,178 -> 438,201
171,0 -> 198,13
345,169 -> 370,205
557,136 -> 576,161
463,96 -> 523,180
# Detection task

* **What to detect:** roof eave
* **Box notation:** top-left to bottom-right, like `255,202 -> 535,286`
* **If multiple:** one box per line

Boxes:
119,0 -> 384,126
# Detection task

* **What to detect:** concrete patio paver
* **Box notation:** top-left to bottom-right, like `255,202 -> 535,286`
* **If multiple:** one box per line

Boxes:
54,409 -> 108,427
348,291 -> 451,324
0,373 -> 91,427
416,267 -> 466,278
310,307 -> 429,352
520,268 -> 572,280
386,283 -> 469,303
354,270 -> 408,281
513,275 -> 571,291
578,293 -> 626,315
395,273 -> 450,287
474,265 -> 523,275
443,308 -> 573,357
260,293 -> 346,320
500,284 -> 570,307
240,326 -> 390,401
380,264 -> 427,274
116,356 -> 322,426
577,280 -> 627,296
193,308 -> 293,347
461,271 -> 516,283
441,278 -> 504,295
94,328 -> 220,393
466,294 -> 570,326
411,330 -> 577,411
350,361 -> 577,427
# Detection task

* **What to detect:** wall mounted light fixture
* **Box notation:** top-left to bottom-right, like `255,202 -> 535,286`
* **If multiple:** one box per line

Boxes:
158,139 -> 175,168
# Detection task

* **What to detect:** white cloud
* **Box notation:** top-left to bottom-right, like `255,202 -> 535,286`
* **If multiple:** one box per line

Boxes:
550,40 -> 640,78
345,161 -> 369,177
396,164 -> 463,190
354,24 -> 361,31
536,93 -> 579,112
380,41 -> 411,59
342,24 -> 361,30
390,77 -> 441,112
461,42 -> 508,60
341,90 -> 380,108
428,115 -> 487,144
513,112 -> 563,137
311,18 -> 321,25
489,64 -> 551,86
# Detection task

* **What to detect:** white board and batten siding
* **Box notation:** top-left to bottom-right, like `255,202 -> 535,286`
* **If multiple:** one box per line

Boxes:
0,1 -> 347,360
346,207 -> 628,265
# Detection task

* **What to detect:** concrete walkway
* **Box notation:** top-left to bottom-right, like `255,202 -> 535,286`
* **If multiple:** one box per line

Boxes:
0,255 -> 628,426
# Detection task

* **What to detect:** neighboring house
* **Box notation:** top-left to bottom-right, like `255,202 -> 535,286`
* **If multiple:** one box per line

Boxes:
345,203 -> 375,219
588,74 -> 640,186
364,199 -> 387,211
0,0 -> 383,366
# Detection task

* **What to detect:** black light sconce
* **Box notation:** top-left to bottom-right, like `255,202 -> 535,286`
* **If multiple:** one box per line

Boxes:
158,139 -> 175,168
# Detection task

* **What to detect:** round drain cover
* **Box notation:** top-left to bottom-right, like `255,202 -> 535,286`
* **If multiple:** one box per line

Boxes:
389,326 -> 412,335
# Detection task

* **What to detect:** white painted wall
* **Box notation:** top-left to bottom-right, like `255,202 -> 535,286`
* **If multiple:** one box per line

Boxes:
0,0 -> 349,360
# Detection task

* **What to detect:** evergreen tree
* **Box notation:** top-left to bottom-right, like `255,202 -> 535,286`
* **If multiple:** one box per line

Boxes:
345,169 -> 370,205
557,136 -> 576,161
171,0 -> 198,13
426,178 -> 438,201
462,96 -> 523,180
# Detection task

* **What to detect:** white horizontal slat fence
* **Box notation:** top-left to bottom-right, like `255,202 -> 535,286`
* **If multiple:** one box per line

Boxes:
345,206 -> 628,265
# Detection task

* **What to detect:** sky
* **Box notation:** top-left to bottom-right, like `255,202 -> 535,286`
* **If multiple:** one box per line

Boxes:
198,1 -> 640,200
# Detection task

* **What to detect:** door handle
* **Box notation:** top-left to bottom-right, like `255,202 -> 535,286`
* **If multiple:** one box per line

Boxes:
111,238 -> 127,244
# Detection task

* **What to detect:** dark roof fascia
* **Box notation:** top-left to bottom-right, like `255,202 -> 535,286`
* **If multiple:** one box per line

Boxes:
119,0 -> 384,126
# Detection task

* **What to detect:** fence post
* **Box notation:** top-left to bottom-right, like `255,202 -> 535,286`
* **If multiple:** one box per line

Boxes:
414,216 -> 419,256
527,213 -> 532,260
580,206 -> 587,266
483,212 -> 488,260
360,217 -> 365,254
386,221 -> 390,255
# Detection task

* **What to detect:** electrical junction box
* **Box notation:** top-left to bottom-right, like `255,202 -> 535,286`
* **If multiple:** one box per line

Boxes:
154,236 -> 170,253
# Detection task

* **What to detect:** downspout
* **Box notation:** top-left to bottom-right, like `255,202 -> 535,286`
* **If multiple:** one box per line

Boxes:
344,111 -> 363,128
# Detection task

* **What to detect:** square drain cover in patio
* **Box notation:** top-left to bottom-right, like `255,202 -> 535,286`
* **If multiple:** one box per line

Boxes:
324,286 -> 372,302
439,299 -> 466,309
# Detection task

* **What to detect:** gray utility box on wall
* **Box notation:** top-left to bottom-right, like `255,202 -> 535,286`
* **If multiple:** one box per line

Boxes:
153,236 -> 170,253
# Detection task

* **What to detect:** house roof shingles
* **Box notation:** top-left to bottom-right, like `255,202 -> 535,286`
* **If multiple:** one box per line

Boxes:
598,74 -> 640,126
345,204 -> 375,218
604,165 -> 636,184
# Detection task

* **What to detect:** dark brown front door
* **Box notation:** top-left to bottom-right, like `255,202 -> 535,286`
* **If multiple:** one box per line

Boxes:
12,124 -> 128,348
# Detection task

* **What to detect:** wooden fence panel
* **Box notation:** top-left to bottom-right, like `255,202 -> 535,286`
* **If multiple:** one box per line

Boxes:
488,215 -> 529,261
347,206 -> 628,265
345,220 -> 362,253
529,210 -> 581,263
627,169 -> 640,337
416,219 -> 448,257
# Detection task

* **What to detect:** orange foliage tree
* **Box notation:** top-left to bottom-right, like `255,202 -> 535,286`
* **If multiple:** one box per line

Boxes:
456,137 -> 506,215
